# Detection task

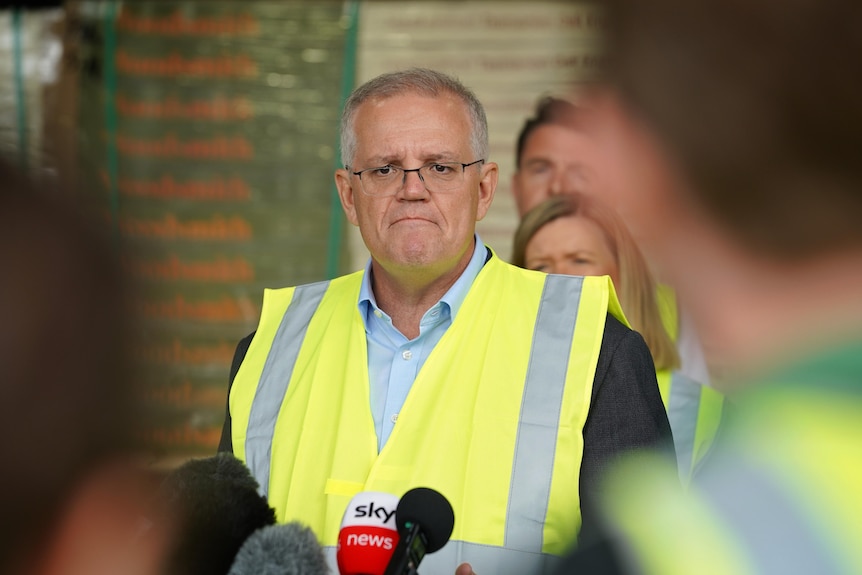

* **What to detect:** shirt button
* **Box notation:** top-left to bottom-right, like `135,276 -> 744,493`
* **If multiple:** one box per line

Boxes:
390,413 -> 399,423
430,309 -> 439,317
374,310 -> 382,318
402,350 -> 413,360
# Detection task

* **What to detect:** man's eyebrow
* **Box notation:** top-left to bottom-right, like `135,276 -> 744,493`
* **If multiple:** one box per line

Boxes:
364,152 -> 459,166
362,155 -> 398,167
523,157 -> 553,168
423,152 -> 459,162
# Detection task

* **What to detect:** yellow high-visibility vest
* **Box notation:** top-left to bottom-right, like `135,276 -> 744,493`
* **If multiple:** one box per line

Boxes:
655,284 -> 724,481
600,350 -> 862,574
230,254 -> 626,574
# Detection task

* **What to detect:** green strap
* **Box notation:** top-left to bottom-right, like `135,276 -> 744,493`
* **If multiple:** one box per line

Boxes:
326,1 -> 360,279
102,1 -> 119,243
12,8 -> 27,170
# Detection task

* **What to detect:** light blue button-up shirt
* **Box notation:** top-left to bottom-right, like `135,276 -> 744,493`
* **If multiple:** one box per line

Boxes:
358,234 -> 488,452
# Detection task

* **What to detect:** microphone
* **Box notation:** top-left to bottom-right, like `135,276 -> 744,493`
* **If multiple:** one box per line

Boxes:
383,487 -> 455,575
153,453 -> 277,575
337,491 -> 400,575
229,522 -> 329,575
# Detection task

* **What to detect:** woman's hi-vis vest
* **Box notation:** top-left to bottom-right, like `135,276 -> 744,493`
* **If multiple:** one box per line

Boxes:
229,254 -> 626,575
655,284 -> 724,482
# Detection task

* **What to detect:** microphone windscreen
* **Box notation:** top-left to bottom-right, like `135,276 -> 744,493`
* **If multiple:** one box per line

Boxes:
229,522 -> 329,575
337,491 -> 400,575
395,488 -> 454,553
155,453 -> 277,575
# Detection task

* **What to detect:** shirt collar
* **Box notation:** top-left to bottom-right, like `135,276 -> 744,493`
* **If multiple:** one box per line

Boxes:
358,233 -> 488,328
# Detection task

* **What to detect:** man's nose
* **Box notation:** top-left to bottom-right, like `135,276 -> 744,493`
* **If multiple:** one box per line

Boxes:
549,169 -> 568,195
398,168 -> 429,198
544,261 -> 565,275
551,166 -> 588,196
555,262 -> 580,276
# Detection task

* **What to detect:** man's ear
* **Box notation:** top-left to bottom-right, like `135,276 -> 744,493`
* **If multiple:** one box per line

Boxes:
335,169 -> 359,226
475,161 -> 499,221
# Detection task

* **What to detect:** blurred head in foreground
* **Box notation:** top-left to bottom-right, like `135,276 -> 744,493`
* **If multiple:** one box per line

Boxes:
587,0 -> 862,376
550,2 -> 862,573
0,158 -> 165,575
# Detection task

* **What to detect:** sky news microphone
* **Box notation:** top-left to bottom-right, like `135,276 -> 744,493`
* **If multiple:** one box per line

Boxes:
229,522 -> 329,575
383,487 -> 455,575
337,491 -> 400,575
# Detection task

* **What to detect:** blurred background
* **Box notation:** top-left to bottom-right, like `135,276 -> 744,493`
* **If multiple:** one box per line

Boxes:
1,0 -> 605,466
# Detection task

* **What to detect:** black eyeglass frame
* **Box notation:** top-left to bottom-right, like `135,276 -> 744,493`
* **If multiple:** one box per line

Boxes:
349,159 -> 485,193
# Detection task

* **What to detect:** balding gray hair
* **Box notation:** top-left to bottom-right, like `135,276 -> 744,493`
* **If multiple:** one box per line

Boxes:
340,68 -> 489,168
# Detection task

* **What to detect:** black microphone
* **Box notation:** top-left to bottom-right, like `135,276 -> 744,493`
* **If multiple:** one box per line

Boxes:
229,522 -> 330,575
383,487 -> 455,575
153,453 -> 277,575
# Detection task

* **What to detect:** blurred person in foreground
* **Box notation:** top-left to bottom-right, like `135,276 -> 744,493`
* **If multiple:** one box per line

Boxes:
511,96 -> 724,480
512,193 -> 720,482
218,68 -> 671,575
553,0 -> 862,573
0,159 -> 168,575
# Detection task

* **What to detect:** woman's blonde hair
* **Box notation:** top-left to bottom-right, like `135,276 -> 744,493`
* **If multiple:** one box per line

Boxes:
512,194 -> 680,371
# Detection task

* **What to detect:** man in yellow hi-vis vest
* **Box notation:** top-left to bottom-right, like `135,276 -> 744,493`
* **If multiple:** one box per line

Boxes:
510,96 -> 724,482
218,69 -> 672,575
553,0 -> 862,572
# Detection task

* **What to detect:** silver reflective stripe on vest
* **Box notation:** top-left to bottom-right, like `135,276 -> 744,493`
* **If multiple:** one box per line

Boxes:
507,274 -> 584,552
245,281 -> 330,497
322,540 -> 563,575
667,371 -> 701,478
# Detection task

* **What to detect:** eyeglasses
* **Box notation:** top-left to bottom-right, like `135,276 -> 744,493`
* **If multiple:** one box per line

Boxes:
351,159 -> 484,196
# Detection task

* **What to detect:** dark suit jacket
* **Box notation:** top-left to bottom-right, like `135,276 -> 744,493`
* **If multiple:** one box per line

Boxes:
217,312 -> 674,543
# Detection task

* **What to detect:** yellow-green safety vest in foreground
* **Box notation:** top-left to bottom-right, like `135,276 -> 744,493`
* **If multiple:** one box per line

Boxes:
655,284 -> 724,482
599,380 -> 862,574
230,255 -> 626,575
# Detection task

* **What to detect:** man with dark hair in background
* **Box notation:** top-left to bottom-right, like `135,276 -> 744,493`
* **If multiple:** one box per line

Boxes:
553,0 -> 862,572
511,96 -> 599,218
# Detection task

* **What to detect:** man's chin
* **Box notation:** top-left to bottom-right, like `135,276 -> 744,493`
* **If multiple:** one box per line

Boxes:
378,245 -> 446,273
392,249 -> 436,269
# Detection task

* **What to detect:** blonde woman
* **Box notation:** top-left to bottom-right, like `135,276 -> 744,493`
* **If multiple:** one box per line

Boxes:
512,193 -> 723,482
